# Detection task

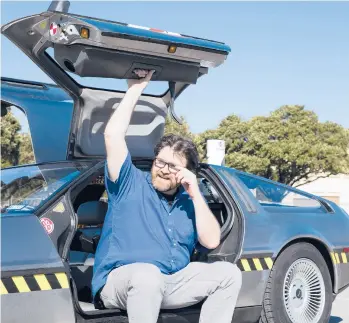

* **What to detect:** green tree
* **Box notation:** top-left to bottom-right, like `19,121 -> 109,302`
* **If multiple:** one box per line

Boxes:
18,133 -> 35,165
164,116 -> 194,139
196,105 -> 349,186
1,111 -> 21,168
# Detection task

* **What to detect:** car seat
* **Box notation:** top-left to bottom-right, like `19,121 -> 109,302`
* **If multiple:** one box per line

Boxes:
70,201 -> 107,307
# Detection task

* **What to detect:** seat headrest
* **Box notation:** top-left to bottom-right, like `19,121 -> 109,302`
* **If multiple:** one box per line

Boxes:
77,201 -> 108,226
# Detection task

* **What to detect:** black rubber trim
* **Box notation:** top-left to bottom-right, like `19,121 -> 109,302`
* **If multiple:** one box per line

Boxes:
259,258 -> 269,269
2,277 -> 18,293
101,31 -> 229,55
338,283 -> 349,294
333,247 -> 349,253
45,273 -> 61,290
1,76 -> 59,89
24,275 -> 41,292
1,78 -> 48,90
246,258 -> 255,269
236,261 -> 244,271
0,267 -> 66,279
232,305 -> 262,323
240,252 -> 274,259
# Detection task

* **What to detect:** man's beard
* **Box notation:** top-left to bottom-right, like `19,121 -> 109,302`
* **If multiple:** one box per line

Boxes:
151,171 -> 179,193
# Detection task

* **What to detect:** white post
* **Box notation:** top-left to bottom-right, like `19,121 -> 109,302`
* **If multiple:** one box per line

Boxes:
206,139 -> 225,166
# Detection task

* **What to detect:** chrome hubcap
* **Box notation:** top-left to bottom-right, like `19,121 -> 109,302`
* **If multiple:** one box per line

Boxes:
283,258 -> 325,323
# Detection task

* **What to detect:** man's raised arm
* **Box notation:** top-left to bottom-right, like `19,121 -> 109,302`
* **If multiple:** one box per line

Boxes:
104,70 -> 154,182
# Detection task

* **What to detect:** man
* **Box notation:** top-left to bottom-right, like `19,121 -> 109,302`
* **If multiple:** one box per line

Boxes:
92,69 -> 242,323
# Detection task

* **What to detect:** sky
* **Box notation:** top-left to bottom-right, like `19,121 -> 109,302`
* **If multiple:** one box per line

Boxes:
1,1 -> 349,134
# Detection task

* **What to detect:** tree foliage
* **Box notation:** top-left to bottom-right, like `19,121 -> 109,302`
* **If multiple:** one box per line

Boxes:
1,111 -> 35,168
1,111 -> 21,168
165,106 -> 349,187
18,133 -> 35,165
2,105 -> 348,187
164,116 -> 194,140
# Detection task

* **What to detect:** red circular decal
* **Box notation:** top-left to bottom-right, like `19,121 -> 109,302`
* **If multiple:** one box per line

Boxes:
50,23 -> 58,36
40,217 -> 54,234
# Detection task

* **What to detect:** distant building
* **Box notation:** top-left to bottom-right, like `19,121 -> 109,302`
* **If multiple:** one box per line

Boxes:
297,174 -> 349,213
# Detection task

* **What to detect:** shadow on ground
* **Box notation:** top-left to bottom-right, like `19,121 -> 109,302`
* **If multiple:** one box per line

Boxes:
329,316 -> 343,323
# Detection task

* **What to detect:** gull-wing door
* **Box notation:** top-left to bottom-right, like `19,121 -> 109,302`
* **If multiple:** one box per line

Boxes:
1,1 -> 231,159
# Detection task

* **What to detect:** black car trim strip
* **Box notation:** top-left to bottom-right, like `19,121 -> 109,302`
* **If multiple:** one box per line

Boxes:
24,275 -> 41,292
236,255 -> 275,272
0,267 -> 66,279
0,272 -> 69,295
45,273 -> 62,290
331,251 -> 349,265
1,277 -> 18,294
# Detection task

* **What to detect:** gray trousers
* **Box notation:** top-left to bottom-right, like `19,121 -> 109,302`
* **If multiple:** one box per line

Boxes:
100,261 -> 242,323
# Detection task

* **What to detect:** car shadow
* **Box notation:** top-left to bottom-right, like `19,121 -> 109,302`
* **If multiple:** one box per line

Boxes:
329,316 -> 343,323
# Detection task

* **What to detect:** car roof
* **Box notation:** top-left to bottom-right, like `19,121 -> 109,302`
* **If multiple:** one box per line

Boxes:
1,77 -> 71,103
1,77 -> 75,163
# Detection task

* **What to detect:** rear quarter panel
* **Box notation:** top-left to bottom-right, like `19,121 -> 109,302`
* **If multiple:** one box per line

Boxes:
244,204 -> 349,293
215,166 -> 349,308
1,214 -> 76,323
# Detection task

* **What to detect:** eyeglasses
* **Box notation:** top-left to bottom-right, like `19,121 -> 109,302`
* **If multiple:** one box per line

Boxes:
154,158 -> 181,174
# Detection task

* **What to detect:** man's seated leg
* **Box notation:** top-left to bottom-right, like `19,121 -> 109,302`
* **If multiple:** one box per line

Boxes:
161,261 -> 242,323
100,263 -> 165,323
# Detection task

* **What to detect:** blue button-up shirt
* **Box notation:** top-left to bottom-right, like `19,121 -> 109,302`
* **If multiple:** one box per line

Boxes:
92,153 -> 197,299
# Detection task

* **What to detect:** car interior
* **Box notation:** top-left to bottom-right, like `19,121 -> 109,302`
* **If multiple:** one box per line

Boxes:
55,160 -> 234,316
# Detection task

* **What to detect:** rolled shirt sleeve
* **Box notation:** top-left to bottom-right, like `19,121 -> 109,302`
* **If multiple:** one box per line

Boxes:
105,152 -> 142,203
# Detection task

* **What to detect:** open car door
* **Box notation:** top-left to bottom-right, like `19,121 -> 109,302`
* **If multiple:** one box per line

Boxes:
1,1 -> 231,161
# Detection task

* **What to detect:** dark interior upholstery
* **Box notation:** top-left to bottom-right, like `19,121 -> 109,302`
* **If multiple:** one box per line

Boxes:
77,201 -> 108,226
70,201 -> 107,254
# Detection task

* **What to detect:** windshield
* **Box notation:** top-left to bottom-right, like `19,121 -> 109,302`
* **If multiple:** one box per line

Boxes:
1,162 -> 94,214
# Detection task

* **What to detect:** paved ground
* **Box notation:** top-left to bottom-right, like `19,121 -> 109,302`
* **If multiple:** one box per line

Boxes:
330,286 -> 349,323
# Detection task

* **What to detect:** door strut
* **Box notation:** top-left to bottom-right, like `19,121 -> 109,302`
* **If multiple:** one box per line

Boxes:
168,81 -> 183,125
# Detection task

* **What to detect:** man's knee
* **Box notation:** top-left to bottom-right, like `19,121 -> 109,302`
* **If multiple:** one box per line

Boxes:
212,261 -> 242,289
129,263 -> 165,293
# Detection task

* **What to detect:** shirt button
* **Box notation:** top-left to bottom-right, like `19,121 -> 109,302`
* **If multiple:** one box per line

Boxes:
169,213 -> 171,216
171,260 -> 174,263
169,228 -> 172,232
173,243 -> 177,246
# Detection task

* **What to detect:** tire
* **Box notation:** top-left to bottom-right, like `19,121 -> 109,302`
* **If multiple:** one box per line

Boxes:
259,242 -> 333,323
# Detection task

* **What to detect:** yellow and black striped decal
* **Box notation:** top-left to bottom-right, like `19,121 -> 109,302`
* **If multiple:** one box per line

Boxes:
0,272 -> 69,295
237,256 -> 274,272
331,251 -> 349,265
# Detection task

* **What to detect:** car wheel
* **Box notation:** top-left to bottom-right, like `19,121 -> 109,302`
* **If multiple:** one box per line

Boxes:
259,242 -> 333,323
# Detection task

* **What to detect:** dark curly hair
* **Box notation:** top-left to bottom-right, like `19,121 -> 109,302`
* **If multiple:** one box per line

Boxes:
154,134 -> 199,171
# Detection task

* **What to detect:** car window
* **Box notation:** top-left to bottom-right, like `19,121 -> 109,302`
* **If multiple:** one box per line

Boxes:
1,103 -> 35,167
234,172 -> 322,208
1,162 -> 93,215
